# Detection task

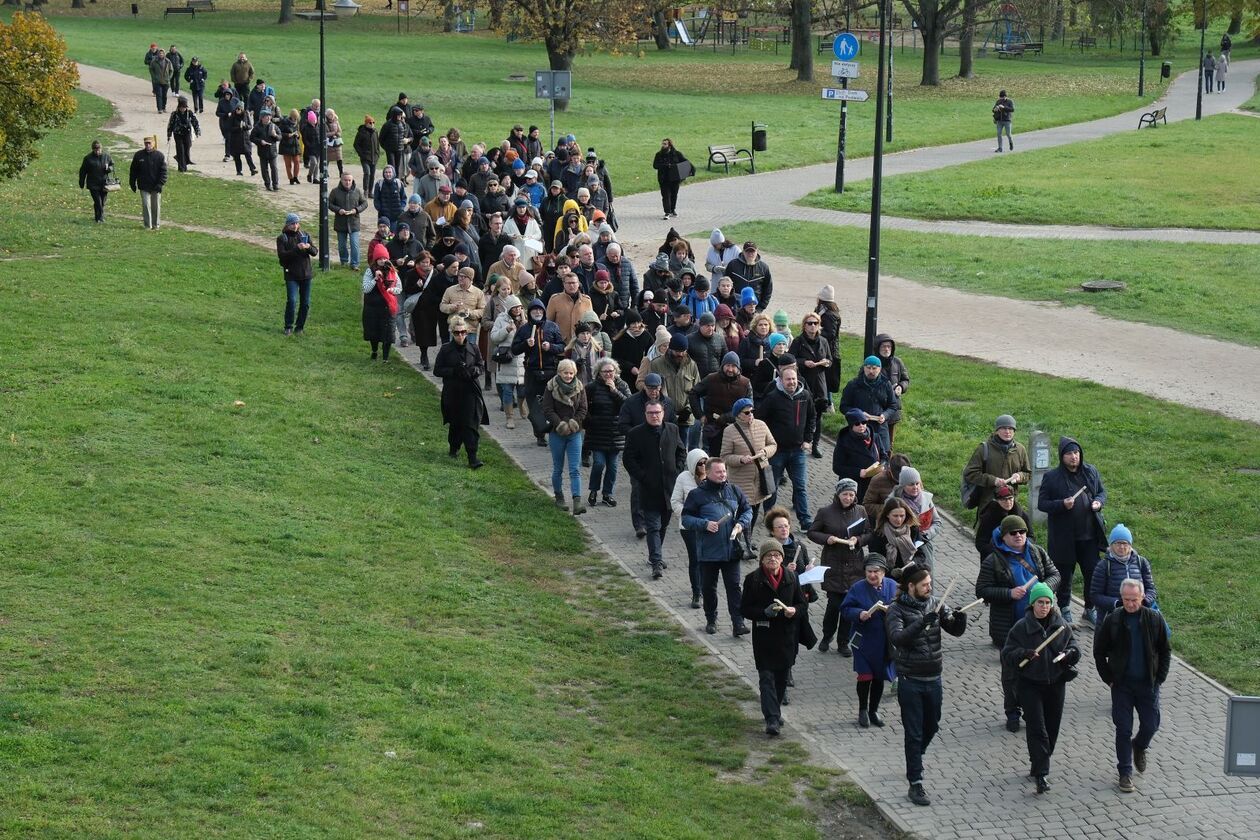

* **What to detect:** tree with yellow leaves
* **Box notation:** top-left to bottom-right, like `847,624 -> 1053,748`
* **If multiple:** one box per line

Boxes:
0,12 -> 78,180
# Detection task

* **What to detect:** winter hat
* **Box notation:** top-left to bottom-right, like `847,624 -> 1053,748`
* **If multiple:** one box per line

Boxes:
897,467 -> 922,487
512,159 -> 526,171
594,269 -> 610,284
698,312 -> 716,326
775,353 -> 796,369
459,199 -> 474,210
773,309 -> 789,328
994,484 -> 1015,499
586,148 -> 598,161
715,304 -> 735,322
597,223 -> 614,237
441,255 -> 459,269
643,372 -> 663,388
396,222 -> 410,233
900,562 -> 931,588
285,212 -> 300,225
514,197 -> 528,207
995,414 -> 1017,430
710,228 -> 725,246
759,540 -> 785,562
377,216 -> 392,229
694,277 -> 710,292
368,241 -> 390,264
1000,515 -> 1028,536
844,409 -> 867,426
739,288 -> 758,307
864,553 -> 889,571
573,321 -> 591,335
835,477 -> 859,496
408,194 -> 422,205
1027,582 -> 1055,606
504,295 -> 522,310
1109,524 -> 1133,545
817,284 -> 835,303
722,351 -> 741,369
651,253 -> 670,271
767,333 -> 788,350
731,397 -> 754,416
669,332 -> 689,352
654,325 -> 672,347
477,156 -> 490,166
672,305 -> 690,319
863,354 -> 882,367
624,309 -> 642,325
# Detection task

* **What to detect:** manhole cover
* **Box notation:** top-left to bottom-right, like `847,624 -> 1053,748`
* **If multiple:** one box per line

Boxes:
506,74 -> 527,81
1081,279 -> 1127,292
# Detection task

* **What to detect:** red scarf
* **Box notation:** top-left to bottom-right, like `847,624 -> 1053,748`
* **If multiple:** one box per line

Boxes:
765,566 -> 783,590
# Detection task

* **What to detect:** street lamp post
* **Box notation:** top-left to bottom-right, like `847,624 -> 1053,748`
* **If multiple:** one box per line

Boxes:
318,4 -> 330,271
864,0 -> 890,356
1138,0 -> 1147,96
1195,0 -> 1205,120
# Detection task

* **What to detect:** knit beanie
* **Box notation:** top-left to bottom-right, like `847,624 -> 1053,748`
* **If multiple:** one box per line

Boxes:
835,478 -> 858,496
669,332 -> 689,352
1109,523 -> 1133,545
773,309 -> 789,327
1027,582 -> 1055,606
731,397 -> 754,416
897,467 -> 922,487
863,354 -> 881,367
995,414 -> 1017,430
759,540 -> 785,562
1000,515 -> 1028,536
768,333 -> 788,350
722,351 -> 741,369
740,287 -> 758,307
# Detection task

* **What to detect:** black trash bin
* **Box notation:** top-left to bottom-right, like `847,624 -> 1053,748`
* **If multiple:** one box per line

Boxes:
1161,61 -> 1171,79
752,124 -> 767,152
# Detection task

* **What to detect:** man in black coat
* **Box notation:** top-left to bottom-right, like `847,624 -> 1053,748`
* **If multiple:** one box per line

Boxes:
618,374 -> 675,539
1036,436 -> 1107,625
622,400 -> 686,577
275,212 -> 318,335
433,317 -> 488,469
756,367 -> 816,531
833,409 -> 882,502
128,135 -> 168,231
1094,578 -> 1170,794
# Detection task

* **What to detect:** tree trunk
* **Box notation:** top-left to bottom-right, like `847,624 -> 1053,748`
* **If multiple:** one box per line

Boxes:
791,0 -> 813,80
1149,30 -> 1161,57
278,0 -> 294,24
654,11 -> 672,50
958,0 -> 976,78
488,0 -> 506,30
71,0 -> 86,7
443,0 -> 456,32
919,20 -> 943,86
547,44 -> 573,112
1228,13 -> 1242,35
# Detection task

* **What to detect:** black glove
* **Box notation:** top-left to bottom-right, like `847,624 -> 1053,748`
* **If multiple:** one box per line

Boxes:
920,610 -> 939,627
1022,648 -> 1040,661
764,605 -> 779,618
1062,647 -> 1081,667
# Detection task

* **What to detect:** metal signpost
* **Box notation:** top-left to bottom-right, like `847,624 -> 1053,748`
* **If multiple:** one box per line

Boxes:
830,33 -> 861,193
535,70 -> 572,149
864,0 -> 890,355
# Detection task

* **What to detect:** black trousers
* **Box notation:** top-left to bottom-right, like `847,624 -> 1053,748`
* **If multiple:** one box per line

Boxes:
386,150 -> 407,178
659,180 -> 680,214
173,133 -> 193,170
232,148 -> 256,175
259,155 -> 279,189
234,81 -> 250,100
821,590 -> 849,646
758,668 -> 788,725
89,188 -> 108,222
523,370 -> 551,438
700,559 -> 742,625
1051,537 -> 1100,612
448,421 -> 480,459
1002,658 -> 1021,718
190,90 -> 204,112
1018,678 -> 1065,776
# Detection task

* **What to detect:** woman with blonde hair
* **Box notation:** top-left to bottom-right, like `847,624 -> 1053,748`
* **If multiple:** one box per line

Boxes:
541,359 -> 589,515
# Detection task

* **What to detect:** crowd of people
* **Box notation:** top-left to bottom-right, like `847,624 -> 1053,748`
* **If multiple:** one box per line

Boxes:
98,40 -> 1175,812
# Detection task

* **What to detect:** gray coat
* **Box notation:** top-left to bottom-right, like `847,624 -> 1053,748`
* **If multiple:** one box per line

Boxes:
328,182 -> 369,233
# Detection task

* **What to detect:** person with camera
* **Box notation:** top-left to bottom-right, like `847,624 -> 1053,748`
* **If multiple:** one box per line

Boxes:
79,140 -> 116,224
275,212 -> 317,336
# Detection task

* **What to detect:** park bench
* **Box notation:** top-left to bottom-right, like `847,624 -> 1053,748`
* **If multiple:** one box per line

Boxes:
707,143 -> 754,174
186,0 -> 216,9
1138,106 -> 1167,128
997,46 -> 1024,58
163,6 -> 196,18
1073,36 -> 1097,49
295,9 -> 337,19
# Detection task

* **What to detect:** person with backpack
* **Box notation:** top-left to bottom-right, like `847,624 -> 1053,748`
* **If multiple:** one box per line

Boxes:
962,414 -> 1030,516
165,96 -> 200,173
993,90 -> 1014,152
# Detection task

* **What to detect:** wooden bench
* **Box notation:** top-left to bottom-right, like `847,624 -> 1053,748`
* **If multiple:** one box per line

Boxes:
997,46 -> 1024,58
1138,106 -> 1167,128
1072,36 -> 1097,49
707,144 -> 754,174
163,6 -> 196,17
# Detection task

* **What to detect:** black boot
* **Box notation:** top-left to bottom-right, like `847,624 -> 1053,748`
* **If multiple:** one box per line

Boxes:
419,349 -> 430,370
868,680 -> 886,727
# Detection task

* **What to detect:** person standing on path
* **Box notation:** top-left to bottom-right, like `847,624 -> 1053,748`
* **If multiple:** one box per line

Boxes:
1037,436 -> 1107,625
228,102 -> 257,178
839,355 -> 896,459
128,135 -> 167,231
963,414 -> 1031,515
1094,578 -> 1170,794
809,477 -> 871,656
276,212 -> 318,336
79,140 -> 115,224
682,458 -> 753,636
651,138 -> 688,220
434,315 -> 488,470
1221,32 -> 1232,61
840,553 -> 897,728
214,83 -> 237,162
1204,52 -> 1217,94
541,359 -> 590,514
756,367 -> 816,531
1000,582 -> 1081,795
887,562 -> 967,807
147,48 -> 174,114
1216,50 -> 1228,91
625,399 -> 687,576
329,171 -> 369,270
740,540 -> 806,737
993,90 -> 1014,152
230,53 -> 254,101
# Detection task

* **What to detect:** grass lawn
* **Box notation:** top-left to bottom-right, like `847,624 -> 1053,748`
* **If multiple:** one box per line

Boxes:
716,220 -> 1260,347
0,92 -> 875,838
43,9 -> 1173,196
799,113 -> 1260,230
819,346 -> 1260,695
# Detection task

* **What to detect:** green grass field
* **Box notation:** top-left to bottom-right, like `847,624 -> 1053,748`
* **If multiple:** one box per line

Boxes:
717,220 -> 1260,346
799,113 -> 1260,230
818,346 -> 1260,695
0,93 -> 879,838
44,10 -> 1171,196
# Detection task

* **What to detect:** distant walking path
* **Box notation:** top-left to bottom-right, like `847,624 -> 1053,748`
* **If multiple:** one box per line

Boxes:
77,61 -> 1260,425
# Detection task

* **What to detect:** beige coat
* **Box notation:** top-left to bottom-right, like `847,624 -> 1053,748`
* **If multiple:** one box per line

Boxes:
488,258 -> 533,295
439,284 -> 487,332
546,291 -> 592,341
720,417 -> 778,504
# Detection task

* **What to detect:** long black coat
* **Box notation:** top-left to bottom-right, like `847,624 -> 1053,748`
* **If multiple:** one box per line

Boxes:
362,285 -> 394,343
622,422 -> 686,512
740,567 -> 807,671
584,377 -> 630,452
1036,436 -> 1107,554
433,339 -> 489,428
832,427 -> 880,500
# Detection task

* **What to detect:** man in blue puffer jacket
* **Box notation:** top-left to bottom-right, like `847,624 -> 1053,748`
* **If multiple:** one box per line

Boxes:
683,460 -> 753,638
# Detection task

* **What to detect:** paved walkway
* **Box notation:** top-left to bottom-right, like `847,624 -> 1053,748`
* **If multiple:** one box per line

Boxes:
402,354 -> 1260,838
77,62 -> 1260,424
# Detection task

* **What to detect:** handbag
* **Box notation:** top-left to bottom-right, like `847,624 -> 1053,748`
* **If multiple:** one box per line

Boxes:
103,176 -> 121,192
492,346 -> 514,364
734,421 -> 774,498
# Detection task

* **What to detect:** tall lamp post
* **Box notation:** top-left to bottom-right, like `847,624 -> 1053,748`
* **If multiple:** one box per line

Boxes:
318,3 -> 330,271
1195,0 -> 1205,120
1138,0 -> 1147,96
864,0 -> 890,356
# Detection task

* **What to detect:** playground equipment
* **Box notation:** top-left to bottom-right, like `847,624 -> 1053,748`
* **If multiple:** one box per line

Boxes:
981,2 -> 1032,52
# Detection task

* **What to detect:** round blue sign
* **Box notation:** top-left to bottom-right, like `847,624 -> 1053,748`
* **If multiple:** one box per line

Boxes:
832,32 -> 860,61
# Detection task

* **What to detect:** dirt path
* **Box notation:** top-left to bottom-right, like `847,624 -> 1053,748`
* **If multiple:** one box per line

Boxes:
78,62 -> 1260,425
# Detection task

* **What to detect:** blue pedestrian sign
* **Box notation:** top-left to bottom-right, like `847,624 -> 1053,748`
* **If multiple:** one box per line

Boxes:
832,32 -> 860,61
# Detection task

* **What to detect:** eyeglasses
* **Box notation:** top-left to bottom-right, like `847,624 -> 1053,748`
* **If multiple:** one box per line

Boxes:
740,409 -> 753,416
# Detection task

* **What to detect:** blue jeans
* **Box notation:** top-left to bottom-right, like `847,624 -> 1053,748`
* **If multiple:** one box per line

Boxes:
548,431 -> 583,497
1111,680 -> 1161,776
497,382 -> 523,412
337,229 -> 360,269
898,676 -> 943,783
285,277 -> 311,331
767,447 -> 812,530
589,449 -> 619,497
685,421 -> 702,450
643,508 -> 670,568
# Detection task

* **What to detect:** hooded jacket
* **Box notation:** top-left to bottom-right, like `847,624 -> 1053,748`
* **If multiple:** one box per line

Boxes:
705,229 -> 741,284
976,534 -> 1060,646
725,255 -> 772,311
510,301 -> 564,374
1036,436 -> 1107,551
671,449 -> 709,528
873,333 -> 909,397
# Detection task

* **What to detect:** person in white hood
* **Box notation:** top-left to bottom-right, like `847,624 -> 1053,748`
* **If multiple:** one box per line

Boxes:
705,228 -> 740,285
671,448 -> 710,609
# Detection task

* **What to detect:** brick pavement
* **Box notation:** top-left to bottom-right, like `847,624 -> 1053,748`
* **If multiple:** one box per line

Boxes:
403,354 -> 1260,838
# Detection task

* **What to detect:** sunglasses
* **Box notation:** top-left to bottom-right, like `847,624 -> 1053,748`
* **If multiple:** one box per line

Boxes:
1010,529 -> 1027,536
804,320 -> 820,326
452,329 -> 468,335
740,409 -> 753,416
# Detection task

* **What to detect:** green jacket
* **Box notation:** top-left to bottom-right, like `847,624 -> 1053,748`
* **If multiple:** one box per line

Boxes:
963,434 -> 1031,514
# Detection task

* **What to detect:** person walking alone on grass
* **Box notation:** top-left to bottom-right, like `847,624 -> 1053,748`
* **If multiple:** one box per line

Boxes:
128,135 -> 167,231
652,138 -> 688,220
1094,578 -> 1170,794
79,140 -> 115,224
993,89 -> 1014,152
276,212 -> 317,336
230,52 -> 254,101
434,316 -> 488,470
887,562 -> 967,807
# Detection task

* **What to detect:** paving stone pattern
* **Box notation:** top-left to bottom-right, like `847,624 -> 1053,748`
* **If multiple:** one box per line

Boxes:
403,354 -> 1260,838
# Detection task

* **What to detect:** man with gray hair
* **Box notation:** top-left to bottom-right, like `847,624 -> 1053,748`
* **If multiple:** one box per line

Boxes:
1093,578 -> 1170,794
598,242 -> 639,311
413,155 -> 450,204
